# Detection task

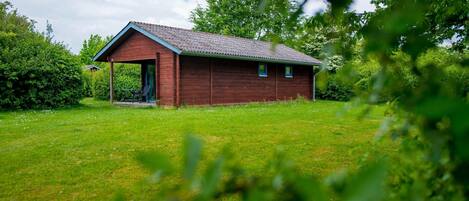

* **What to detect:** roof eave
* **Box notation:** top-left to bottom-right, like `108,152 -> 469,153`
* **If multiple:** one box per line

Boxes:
92,22 -> 182,62
181,51 -> 321,66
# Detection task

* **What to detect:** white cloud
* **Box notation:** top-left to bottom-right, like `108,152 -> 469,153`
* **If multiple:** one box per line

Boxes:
303,0 -> 375,15
9,0 -> 373,54
350,0 -> 375,12
303,0 -> 329,14
10,0 -> 203,53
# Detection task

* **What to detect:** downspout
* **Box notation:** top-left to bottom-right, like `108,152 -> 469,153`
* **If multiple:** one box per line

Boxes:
313,72 -> 316,102
209,58 -> 213,105
312,65 -> 322,102
175,53 -> 181,107
275,64 -> 278,100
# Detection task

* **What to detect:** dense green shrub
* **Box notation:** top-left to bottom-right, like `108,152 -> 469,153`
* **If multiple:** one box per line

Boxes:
316,73 -> 354,101
0,39 -> 82,109
446,68 -> 469,99
317,49 -> 468,102
78,34 -> 113,98
0,40 -> 82,109
93,64 -> 140,101
0,2 -> 82,109
418,49 -> 469,99
82,71 -> 93,97
352,53 -> 417,103
92,69 -> 108,100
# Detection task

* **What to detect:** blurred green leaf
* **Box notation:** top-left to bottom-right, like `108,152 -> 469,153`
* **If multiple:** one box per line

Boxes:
136,151 -> 173,175
294,176 -> 328,201
414,97 -> 469,139
326,0 -> 353,14
113,191 -> 126,201
246,187 -> 272,201
343,160 -> 387,201
197,157 -> 225,200
413,97 -> 461,118
184,135 -> 203,181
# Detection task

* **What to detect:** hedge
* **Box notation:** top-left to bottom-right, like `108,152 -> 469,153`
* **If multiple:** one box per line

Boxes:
0,2 -> 82,109
0,36 -> 82,109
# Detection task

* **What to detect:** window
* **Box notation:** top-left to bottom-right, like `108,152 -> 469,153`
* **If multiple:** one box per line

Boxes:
285,66 -> 293,78
258,63 -> 267,77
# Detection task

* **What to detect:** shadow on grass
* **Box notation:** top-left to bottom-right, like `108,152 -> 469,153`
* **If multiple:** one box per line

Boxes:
0,98 -> 113,113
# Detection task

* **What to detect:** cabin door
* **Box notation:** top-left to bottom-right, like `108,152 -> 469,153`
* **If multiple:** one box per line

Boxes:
143,64 -> 156,103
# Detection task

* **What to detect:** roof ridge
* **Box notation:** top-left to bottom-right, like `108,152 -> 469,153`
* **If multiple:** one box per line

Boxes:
130,21 -> 279,46
131,21 -> 193,32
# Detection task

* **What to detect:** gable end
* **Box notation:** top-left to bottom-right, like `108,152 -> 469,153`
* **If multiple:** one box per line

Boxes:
93,22 -> 182,62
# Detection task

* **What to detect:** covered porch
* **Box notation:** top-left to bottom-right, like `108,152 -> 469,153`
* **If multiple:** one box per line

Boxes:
91,23 -> 187,107
109,58 -> 160,106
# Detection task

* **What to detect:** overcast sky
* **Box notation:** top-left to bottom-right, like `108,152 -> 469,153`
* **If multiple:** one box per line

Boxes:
10,0 -> 375,54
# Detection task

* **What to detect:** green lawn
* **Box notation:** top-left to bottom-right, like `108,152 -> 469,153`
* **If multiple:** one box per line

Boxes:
0,99 -> 395,200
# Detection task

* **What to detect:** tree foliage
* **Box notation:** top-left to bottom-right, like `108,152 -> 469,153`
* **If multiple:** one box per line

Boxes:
371,0 -> 469,51
79,34 -> 112,97
190,0 -> 301,43
79,34 -> 111,67
0,1 -> 82,109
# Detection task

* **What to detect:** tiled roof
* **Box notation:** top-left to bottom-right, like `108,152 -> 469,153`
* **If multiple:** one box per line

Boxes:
132,22 -> 321,65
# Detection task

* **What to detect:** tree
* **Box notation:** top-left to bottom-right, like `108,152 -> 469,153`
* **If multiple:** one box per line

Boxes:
44,20 -> 53,41
190,0 -> 300,43
79,34 -> 111,67
297,10 -> 365,72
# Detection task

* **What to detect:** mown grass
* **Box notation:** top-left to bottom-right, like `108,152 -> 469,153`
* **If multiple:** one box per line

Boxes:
0,98 -> 396,200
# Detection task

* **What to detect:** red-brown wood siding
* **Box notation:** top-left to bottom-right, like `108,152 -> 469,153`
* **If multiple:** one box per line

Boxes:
109,32 -> 169,62
155,52 -> 175,106
277,64 -> 312,100
180,57 -> 211,105
180,56 -> 312,105
108,32 -> 176,106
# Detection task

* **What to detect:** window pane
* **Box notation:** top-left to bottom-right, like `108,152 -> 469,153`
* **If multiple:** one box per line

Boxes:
285,66 -> 293,78
259,63 -> 267,77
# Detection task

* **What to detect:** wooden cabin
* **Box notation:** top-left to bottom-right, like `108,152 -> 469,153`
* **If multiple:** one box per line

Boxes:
93,21 -> 321,107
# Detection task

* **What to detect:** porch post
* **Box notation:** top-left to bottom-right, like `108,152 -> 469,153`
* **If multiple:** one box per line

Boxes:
140,63 -> 145,93
109,60 -> 114,104
155,53 -> 160,106
175,53 -> 180,107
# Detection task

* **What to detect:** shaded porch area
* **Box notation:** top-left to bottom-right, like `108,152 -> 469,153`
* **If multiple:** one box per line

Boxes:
109,58 -> 159,106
